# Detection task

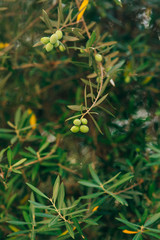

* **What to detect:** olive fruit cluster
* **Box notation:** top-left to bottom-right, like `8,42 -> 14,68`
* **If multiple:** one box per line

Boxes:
70,118 -> 89,133
40,30 -> 66,52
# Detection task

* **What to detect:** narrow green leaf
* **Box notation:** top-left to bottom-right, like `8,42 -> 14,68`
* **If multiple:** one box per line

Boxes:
84,85 -> 87,108
78,180 -> 100,188
52,175 -> 60,203
28,200 -> 52,210
67,105 -> 87,111
26,183 -> 49,200
39,141 -> 50,153
89,79 -> 94,102
145,227 -> 160,233
65,222 -> 75,239
7,148 -> 12,167
63,7 -> 73,26
63,36 -> 79,41
58,182 -> 65,210
89,164 -> 101,184
48,216 -> 59,227
86,31 -> 96,48
42,9 -> 53,31
14,107 -> 21,127
58,0 -> 64,23
98,106 -> 115,118
81,78 -> 97,89
88,113 -> 103,135
7,230 -> 30,237
80,192 -> 103,199
7,220 -> 32,225
132,232 -> 142,240
25,147 -> 37,155
116,218 -> 139,230
107,173 -> 133,191
72,218 -> 84,237
144,231 -> 160,239
144,213 -> 160,227
12,158 -> 27,167
35,212 -> 53,218
0,128 -> 14,133
103,172 -> 121,186
94,93 -> 108,108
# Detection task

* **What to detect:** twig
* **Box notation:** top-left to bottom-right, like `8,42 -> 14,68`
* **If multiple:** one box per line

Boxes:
115,179 -> 144,195
75,0 -> 104,120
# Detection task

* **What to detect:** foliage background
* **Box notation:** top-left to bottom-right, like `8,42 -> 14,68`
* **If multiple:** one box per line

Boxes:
0,0 -> 160,239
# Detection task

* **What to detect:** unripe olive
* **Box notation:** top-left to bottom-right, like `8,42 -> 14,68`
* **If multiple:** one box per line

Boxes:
95,54 -> 103,62
81,118 -> 88,125
59,45 -> 66,52
80,48 -> 85,53
50,33 -> 58,44
56,30 -> 63,40
54,40 -> 60,47
80,125 -> 89,133
70,126 -> 79,133
45,43 -> 53,52
96,77 -> 101,83
73,119 -> 81,126
41,37 -> 50,44
125,76 -> 130,83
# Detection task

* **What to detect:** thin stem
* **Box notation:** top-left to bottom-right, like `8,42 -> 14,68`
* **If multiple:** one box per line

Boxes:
60,19 -> 83,30
49,198 -> 73,224
75,0 -> 104,120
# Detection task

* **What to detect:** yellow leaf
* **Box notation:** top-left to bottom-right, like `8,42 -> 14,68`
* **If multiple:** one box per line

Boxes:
92,206 -> 99,212
123,229 -> 139,234
0,42 -> 9,49
142,76 -> 152,85
59,227 -> 76,237
28,108 -> 37,129
77,0 -> 89,22
0,43 -> 5,49
9,225 -> 20,232
20,194 -> 30,205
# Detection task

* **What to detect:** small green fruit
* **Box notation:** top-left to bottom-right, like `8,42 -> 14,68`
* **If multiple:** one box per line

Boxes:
56,30 -> 63,40
50,33 -> 58,44
54,40 -> 60,47
45,43 -> 53,52
95,54 -> 103,62
73,119 -> 81,126
81,118 -> 88,125
41,37 -> 50,44
70,126 -> 79,133
96,77 -> 101,83
59,45 -> 66,52
80,48 -> 85,53
80,125 -> 89,133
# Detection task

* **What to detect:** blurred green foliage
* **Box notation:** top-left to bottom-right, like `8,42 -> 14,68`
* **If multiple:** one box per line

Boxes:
0,0 -> 160,239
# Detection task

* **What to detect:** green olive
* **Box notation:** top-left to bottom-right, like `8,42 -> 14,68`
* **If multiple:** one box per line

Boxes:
73,119 -> 81,126
95,54 -> 103,62
96,77 -> 101,83
70,126 -> 80,133
41,37 -> 50,44
45,43 -> 53,52
56,30 -> 63,40
54,40 -> 60,47
50,33 -> 58,44
59,45 -> 66,52
80,125 -> 89,133
80,48 -> 85,53
81,118 -> 88,125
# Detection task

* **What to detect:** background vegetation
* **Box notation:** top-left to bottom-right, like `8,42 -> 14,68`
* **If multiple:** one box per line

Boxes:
0,0 -> 160,239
